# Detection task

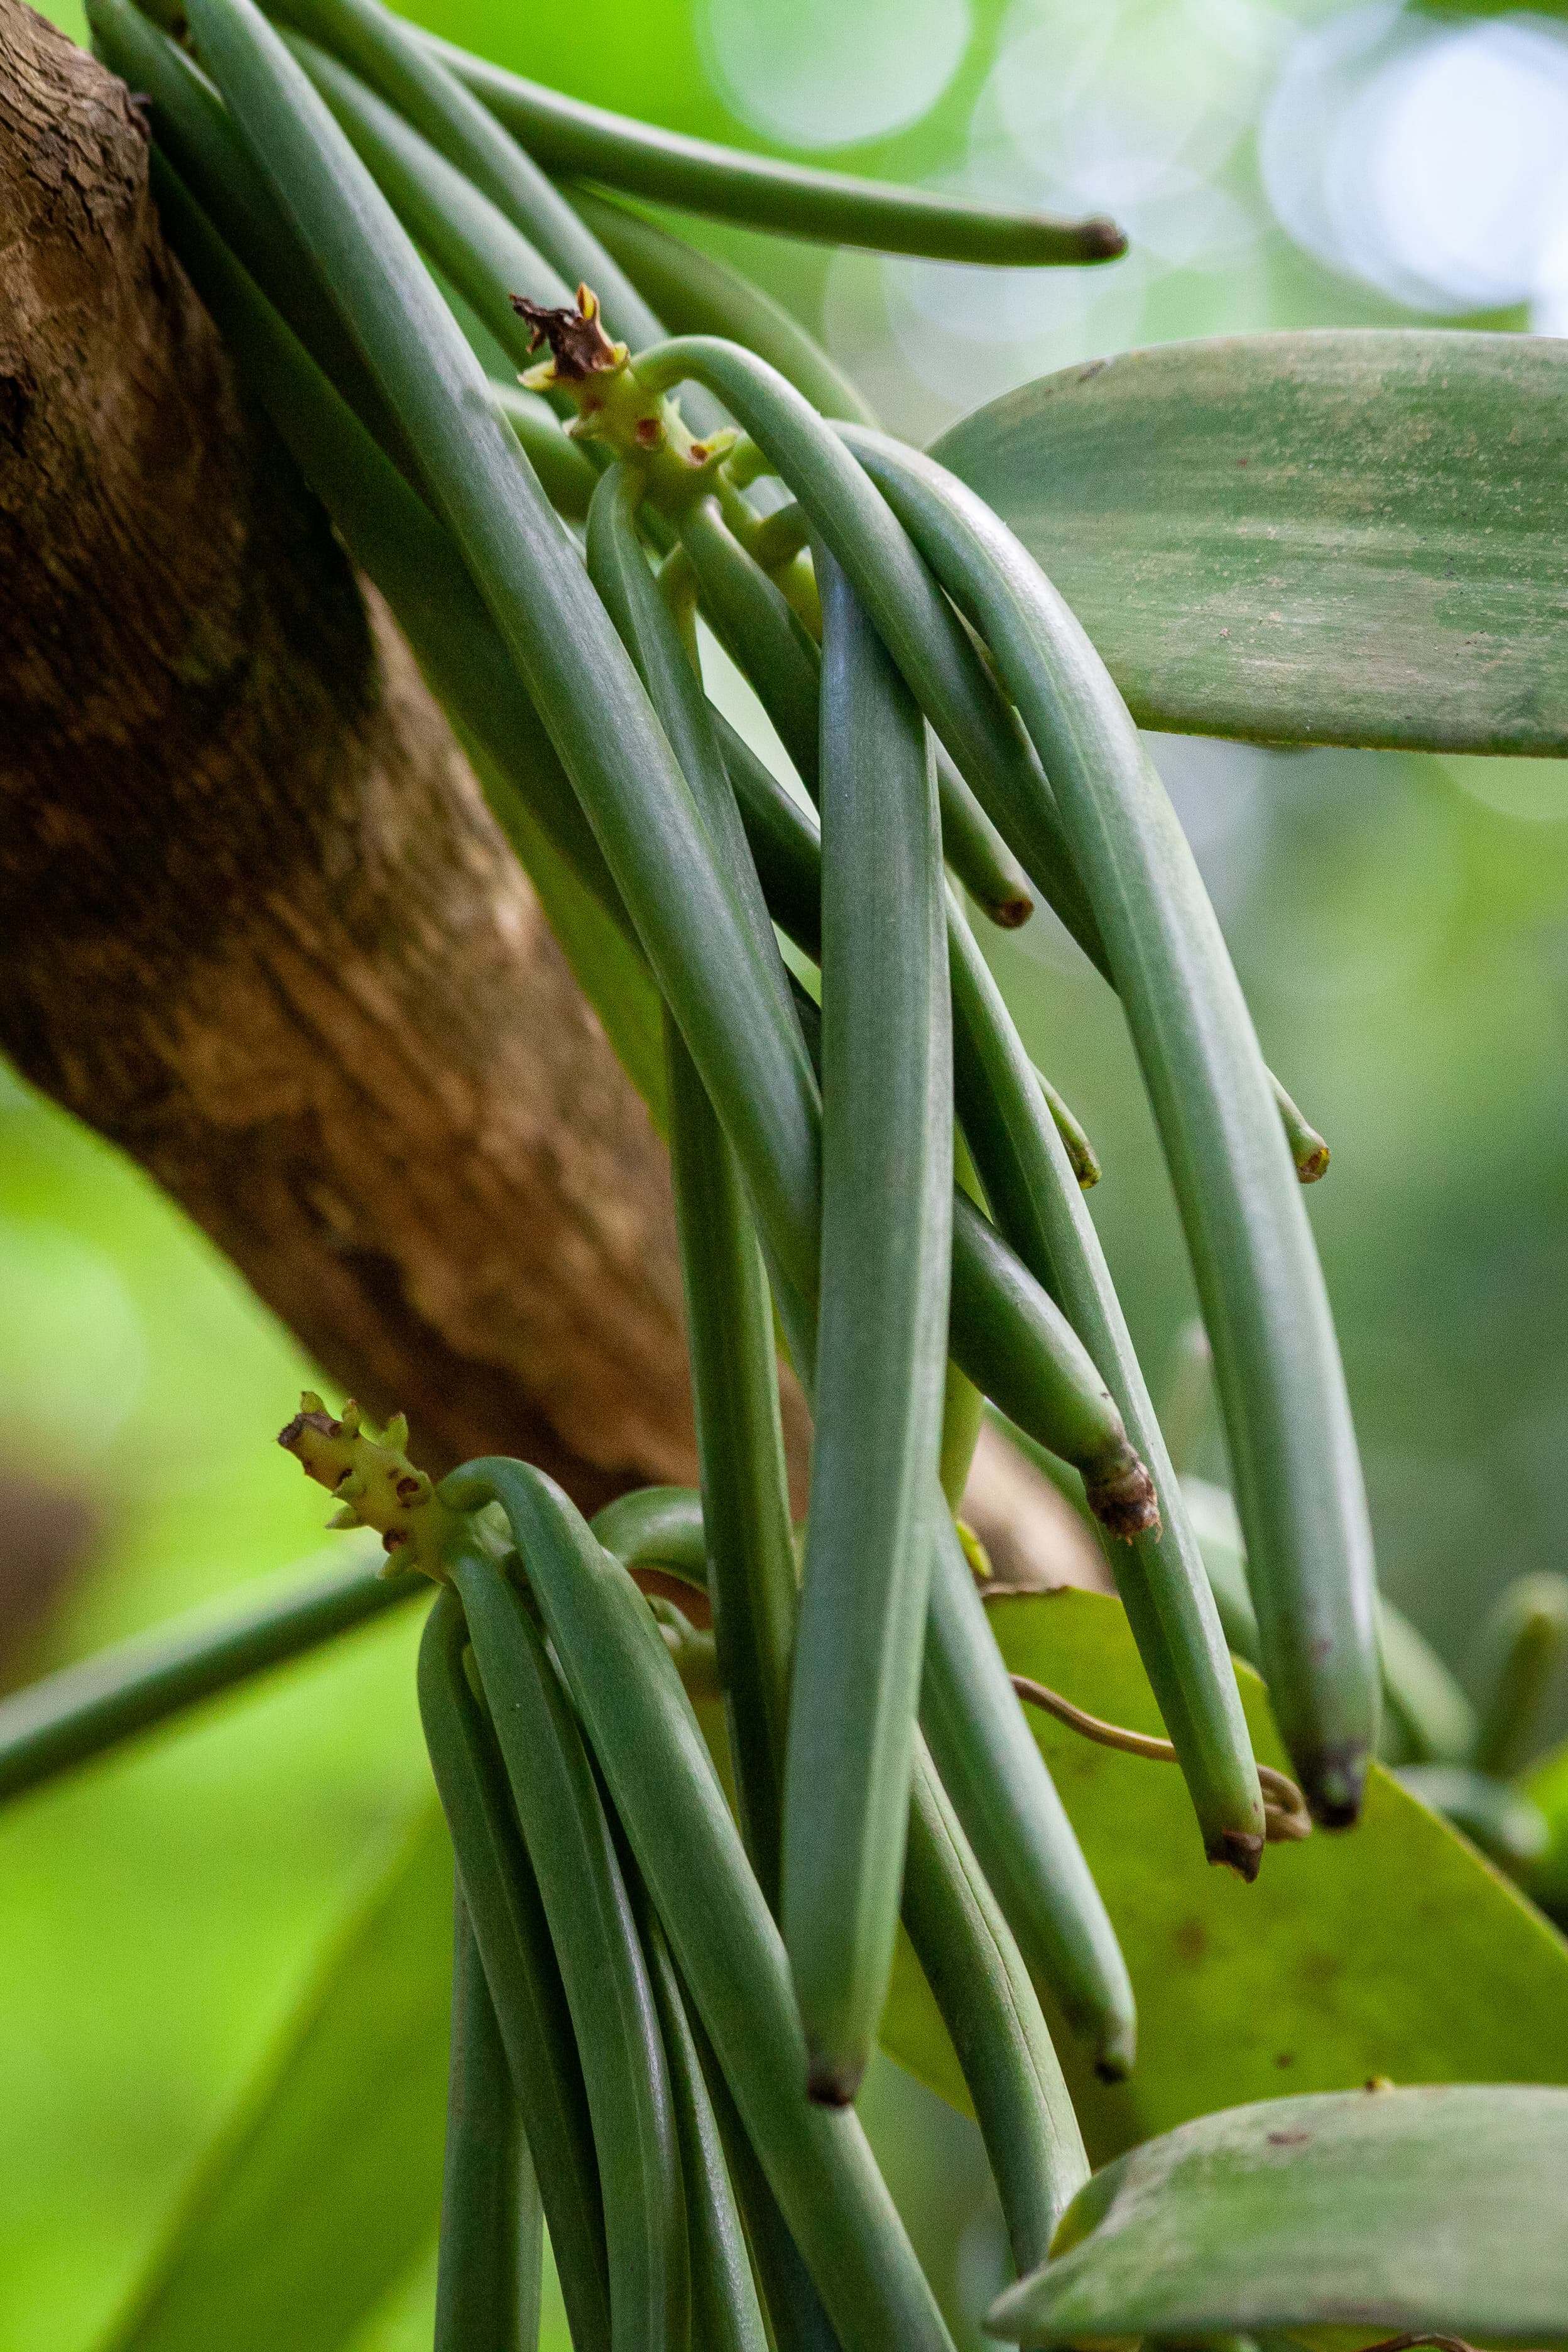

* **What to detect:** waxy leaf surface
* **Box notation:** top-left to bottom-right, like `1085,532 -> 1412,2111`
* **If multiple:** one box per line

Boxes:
930,330 -> 1568,754
987,2081 -> 1568,2344
879,1589 -> 1568,2159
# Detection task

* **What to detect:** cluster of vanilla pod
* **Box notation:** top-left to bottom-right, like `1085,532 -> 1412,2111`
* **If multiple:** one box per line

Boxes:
98,0 -> 1386,2334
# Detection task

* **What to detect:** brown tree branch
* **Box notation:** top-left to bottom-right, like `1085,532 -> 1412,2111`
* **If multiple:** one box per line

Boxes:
0,0 -> 1103,1586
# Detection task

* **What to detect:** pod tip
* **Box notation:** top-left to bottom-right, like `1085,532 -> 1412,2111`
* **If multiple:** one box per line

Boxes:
986,889 -> 1035,931
1080,216 -> 1129,262
1085,1454 -> 1161,1543
1092,2021 -> 1136,2084
805,2051 -> 863,2107
1295,1136 -> 1331,1183
1210,1827 -> 1265,1883
1300,1744 -> 1369,1830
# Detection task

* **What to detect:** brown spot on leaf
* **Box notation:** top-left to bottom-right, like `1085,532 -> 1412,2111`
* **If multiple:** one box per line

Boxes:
1173,1918 -> 1207,1963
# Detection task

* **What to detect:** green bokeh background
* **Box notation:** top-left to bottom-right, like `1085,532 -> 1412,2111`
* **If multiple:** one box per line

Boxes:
5,0 -> 1567,2343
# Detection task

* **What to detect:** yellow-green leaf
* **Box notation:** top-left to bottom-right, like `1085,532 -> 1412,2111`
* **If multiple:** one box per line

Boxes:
930,330 -> 1568,754
879,1589 -> 1568,2159
102,1805 -> 451,2352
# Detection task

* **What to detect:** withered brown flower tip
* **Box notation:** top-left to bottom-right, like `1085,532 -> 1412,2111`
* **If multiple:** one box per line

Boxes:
511,284 -> 621,382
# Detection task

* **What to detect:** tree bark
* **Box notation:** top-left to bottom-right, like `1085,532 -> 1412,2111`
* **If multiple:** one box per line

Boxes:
0,0 -> 1102,1583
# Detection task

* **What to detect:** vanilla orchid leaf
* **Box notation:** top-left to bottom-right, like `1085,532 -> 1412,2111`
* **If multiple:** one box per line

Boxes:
878,1589 -> 1568,2161
986,2081 -> 1568,2346
102,1807 -> 451,2352
931,330 -> 1568,754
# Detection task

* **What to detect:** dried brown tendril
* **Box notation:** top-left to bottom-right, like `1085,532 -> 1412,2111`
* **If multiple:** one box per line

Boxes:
1010,1671 -> 1311,1844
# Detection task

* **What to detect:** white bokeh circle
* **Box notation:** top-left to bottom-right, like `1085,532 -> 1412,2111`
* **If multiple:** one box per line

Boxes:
1260,6 -> 1568,319
700,0 -> 973,150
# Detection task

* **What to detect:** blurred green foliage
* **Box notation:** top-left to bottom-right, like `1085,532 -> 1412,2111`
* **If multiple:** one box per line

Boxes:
6,0 -> 1568,2343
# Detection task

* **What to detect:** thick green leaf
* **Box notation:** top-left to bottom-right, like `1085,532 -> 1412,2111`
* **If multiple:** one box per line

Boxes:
986,2081 -> 1568,2344
930,330 -> 1568,754
879,1589 -> 1568,2159
103,1805 -> 451,2352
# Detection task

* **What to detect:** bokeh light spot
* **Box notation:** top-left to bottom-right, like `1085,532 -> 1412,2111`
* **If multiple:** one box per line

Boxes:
699,0 -> 972,150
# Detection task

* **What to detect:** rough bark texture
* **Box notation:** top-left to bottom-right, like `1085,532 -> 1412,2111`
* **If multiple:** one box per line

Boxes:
0,0 -> 1102,1582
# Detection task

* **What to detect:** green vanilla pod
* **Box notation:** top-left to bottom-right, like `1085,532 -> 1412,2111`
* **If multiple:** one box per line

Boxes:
567,188 -> 876,424
586,463 -> 803,1885
665,1025 -> 798,1913
939,1358 -> 989,1512
783,553 -> 952,2104
1272,1074 -> 1331,1184
411,33 -> 1126,265
585,469 -> 790,980
580,1489 -> 1096,2243
902,1736 -> 1089,2271
713,715 -> 825,951
639,1904 -> 770,2352
681,496 -> 825,793
148,160 -> 625,929
183,0 -> 824,1310
716,780 -> 1135,2067
626,338 -> 1101,958
747,460 -> 1326,1194
650,1596 -> 725,1701
280,29 -> 710,463
776,920 -> 1159,1523
1473,1573 -> 1568,1780
435,257 -> 521,374
948,1191 -> 1156,1540
416,1592 -> 611,2352
1182,1476 -> 1478,1770
489,381 -> 602,517
153,339 -> 1074,1550
689,514 -> 1030,931
933,743 -> 1037,929
920,1513 -> 1136,2079
592,1488 -> 708,1582
281,35 -> 575,364
440,1461 -> 959,2352
450,1547 -> 690,2352
1035,1069 -> 1100,1188
261,0 -> 665,351
839,426 -> 1380,1826
731,473 -> 1327,1188
699,493 -> 1028,930
945,899 -> 1266,1869
87,0 -> 426,491
747,498 -> 811,570
689,2006 -> 845,2352
0,1541 -> 419,1807
435,1892 -> 544,2352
